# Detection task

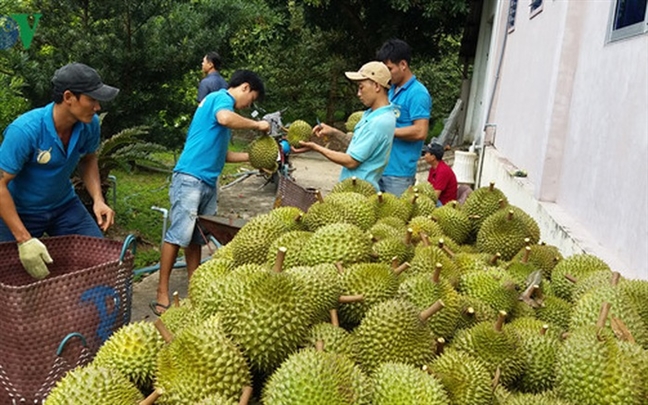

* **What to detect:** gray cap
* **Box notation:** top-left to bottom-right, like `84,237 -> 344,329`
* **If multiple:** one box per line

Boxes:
423,142 -> 444,159
52,62 -> 119,102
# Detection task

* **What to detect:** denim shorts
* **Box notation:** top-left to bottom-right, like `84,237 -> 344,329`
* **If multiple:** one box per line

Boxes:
164,172 -> 217,247
0,197 -> 103,242
379,175 -> 416,197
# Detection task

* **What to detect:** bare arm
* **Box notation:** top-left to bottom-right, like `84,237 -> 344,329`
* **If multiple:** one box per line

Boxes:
394,118 -> 429,141
78,154 -> 114,231
0,170 -> 31,243
299,141 -> 360,169
226,150 -> 249,163
312,122 -> 347,140
216,110 -> 270,132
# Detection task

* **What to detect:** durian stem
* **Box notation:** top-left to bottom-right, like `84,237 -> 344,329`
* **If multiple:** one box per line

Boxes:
154,319 -> 174,343
330,309 -> 340,327
377,192 -> 384,203
393,262 -> 410,276
596,302 -> 612,329
419,300 -> 445,322
239,386 -> 254,405
139,388 -> 163,405
410,194 -> 419,204
489,253 -> 501,265
494,311 -> 507,332
315,189 -> 324,203
315,339 -> 325,352
507,210 -> 514,220
405,228 -> 413,245
173,291 -> 180,308
540,324 -> 549,336
351,176 -> 358,185
522,246 -> 531,264
339,294 -> 364,304
498,199 -> 506,209
524,237 -> 531,246
273,196 -> 282,209
610,271 -> 621,286
432,263 -> 442,283
435,337 -> 445,356
273,247 -> 287,273
464,307 -> 475,317
419,232 -> 430,246
564,273 -> 578,284
438,238 -> 455,258
534,285 -> 544,300
491,367 -> 501,392
391,256 -> 399,269
489,182 -> 496,191
335,262 -> 344,274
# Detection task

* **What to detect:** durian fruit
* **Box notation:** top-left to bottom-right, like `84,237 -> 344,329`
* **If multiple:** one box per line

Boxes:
571,270 -> 619,302
188,258 -> 234,309
262,348 -> 372,405
230,213 -> 288,266
337,262 -> 403,327
376,215 -> 408,230
286,119 -> 313,147
454,294 -> 499,331
370,192 -> 412,222
555,314 -> 646,405
248,135 -> 279,172
621,279 -> 648,327
504,319 -> 562,393
368,221 -> 404,241
265,230 -> 313,269
408,245 -> 462,287
402,193 -> 437,218
397,265 -> 461,339
503,391 -> 575,405
286,263 -> 342,323
535,293 -> 573,333
426,349 -> 494,405
462,182 -> 508,237
353,299 -> 439,373
551,253 -> 611,302
345,110 -> 365,132
450,311 -> 525,387
44,364 -> 144,404
511,240 -> 563,279
453,251 -> 500,274
267,206 -> 307,231
457,268 -> 518,315
371,362 -> 450,405
219,271 -> 313,374
407,216 -> 445,245
331,176 -> 377,197
403,183 -> 438,203
372,235 -> 414,264
476,208 -> 540,261
322,192 -> 377,230
303,310 -> 357,360
299,222 -> 372,266
155,314 -> 252,404
92,321 -> 165,391
159,297 -> 206,334
196,392 -> 238,405
430,201 -> 471,245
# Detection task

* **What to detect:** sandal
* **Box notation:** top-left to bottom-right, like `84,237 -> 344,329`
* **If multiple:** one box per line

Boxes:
149,301 -> 170,316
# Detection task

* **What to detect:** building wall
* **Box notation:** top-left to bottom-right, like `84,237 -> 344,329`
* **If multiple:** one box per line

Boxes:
470,0 -> 648,279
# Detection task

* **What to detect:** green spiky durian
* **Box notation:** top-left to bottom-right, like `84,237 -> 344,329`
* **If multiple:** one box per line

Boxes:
92,321 -> 165,391
455,294 -> 499,331
512,242 -> 563,279
196,393 -> 238,405
303,321 -> 357,360
331,176 -> 377,197
188,258 -> 234,308
345,110 -> 365,132
286,263 -> 342,322
267,206 -> 307,231
431,201 -> 471,245
462,182 -> 508,236
266,230 -> 313,269
476,208 -> 539,261
262,349 -> 372,405
408,245 -> 462,287
299,223 -> 372,266
248,135 -> 279,172
371,362 -> 450,405
159,298 -> 206,335
457,268 -> 518,314
353,299 -> 437,373
535,293 -> 573,333
230,213 -> 288,266
427,349 -> 494,405
551,254 -> 611,302
155,314 -> 251,404
407,216 -> 445,244
372,236 -> 414,264
324,192 -> 377,230
504,391 -> 575,405
403,193 -> 437,218
45,365 -> 144,405
370,192 -> 412,222
403,182 -> 438,203
368,222 -> 404,241
286,119 -> 313,147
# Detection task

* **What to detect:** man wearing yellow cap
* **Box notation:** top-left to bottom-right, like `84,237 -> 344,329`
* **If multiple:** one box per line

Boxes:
299,61 -> 396,190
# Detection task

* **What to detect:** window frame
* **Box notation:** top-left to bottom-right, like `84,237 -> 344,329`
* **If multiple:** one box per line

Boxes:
508,0 -> 519,33
530,0 -> 544,19
607,0 -> 648,42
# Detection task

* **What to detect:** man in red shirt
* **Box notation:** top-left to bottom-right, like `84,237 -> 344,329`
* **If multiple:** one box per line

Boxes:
423,142 -> 457,205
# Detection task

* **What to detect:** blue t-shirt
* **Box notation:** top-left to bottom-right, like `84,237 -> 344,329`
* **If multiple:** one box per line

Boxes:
0,102 -> 100,214
197,72 -> 228,102
175,89 -> 234,187
382,75 -> 432,178
340,104 -> 396,190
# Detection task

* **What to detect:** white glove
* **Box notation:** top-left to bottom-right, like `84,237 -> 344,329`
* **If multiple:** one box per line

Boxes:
18,238 -> 53,279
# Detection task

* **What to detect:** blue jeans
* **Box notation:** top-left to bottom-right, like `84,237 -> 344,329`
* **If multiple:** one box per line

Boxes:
0,197 -> 103,242
379,175 -> 416,197
164,172 -> 217,247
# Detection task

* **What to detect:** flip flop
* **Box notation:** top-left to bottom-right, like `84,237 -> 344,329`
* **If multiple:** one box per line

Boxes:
149,301 -> 170,316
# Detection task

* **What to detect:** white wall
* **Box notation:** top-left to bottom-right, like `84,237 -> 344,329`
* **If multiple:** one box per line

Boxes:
470,0 -> 648,279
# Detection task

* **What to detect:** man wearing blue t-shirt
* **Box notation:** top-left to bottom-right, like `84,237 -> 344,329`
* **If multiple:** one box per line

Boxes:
153,70 -> 269,314
0,62 -> 119,280
299,61 -> 395,191
197,51 -> 228,102
377,39 -> 432,196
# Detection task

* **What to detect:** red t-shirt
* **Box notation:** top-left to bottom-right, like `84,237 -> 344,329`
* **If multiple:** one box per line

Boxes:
427,160 -> 458,205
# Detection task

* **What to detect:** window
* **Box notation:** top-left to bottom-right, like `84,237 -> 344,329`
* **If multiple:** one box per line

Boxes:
508,0 -> 518,32
530,0 -> 543,18
609,0 -> 648,42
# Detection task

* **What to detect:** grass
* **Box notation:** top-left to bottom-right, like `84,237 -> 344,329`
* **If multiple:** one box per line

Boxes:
106,137 -> 250,270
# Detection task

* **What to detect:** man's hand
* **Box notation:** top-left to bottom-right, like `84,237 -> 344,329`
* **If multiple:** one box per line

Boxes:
18,238 -> 53,279
257,120 -> 270,133
93,200 -> 115,232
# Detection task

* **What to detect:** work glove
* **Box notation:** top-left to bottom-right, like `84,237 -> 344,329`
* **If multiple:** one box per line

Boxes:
18,238 -> 53,280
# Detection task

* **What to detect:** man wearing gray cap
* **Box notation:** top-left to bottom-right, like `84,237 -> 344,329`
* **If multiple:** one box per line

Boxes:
0,62 -> 119,280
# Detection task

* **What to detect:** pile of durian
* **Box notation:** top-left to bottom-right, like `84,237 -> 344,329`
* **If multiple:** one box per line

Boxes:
45,179 -> 648,405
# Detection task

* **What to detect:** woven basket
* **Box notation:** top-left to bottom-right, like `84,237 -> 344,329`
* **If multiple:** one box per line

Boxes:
0,235 -> 134,404
275,176 -> 320,212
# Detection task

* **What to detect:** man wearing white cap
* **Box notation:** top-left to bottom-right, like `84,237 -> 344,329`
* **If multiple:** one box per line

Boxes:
0,62 -> 119,279
300,61 -> 396,190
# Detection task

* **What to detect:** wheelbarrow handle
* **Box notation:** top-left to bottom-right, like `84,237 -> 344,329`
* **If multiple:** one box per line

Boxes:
119,234 -> 137,264
56,332 -> 87,356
